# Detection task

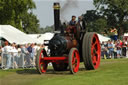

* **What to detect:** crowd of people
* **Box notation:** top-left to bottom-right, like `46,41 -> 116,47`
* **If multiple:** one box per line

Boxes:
0,41 -> 45,70
101,39 -> 128,59
0,38 -> 128,70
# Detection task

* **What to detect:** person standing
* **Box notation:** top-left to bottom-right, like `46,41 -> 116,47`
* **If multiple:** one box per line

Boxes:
69,15 -> 77,26
11,43 -> 19,68
101,42 -> 106,59
103,41 -> 109,59
116,40 -> 122,58
122,40 -> 127,57
21,44 -> 30,67
2,41 -> 12,70
78,16 -> 86,30
107,40 -> 114,59
30,44 -> 35,67
113,41 -> 117,58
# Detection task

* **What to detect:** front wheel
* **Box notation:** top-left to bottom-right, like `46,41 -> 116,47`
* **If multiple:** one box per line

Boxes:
69,48 -> 80,74
36,48 -> 48,74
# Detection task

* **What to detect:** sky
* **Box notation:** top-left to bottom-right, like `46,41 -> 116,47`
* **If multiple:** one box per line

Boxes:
33,0 -> 95,28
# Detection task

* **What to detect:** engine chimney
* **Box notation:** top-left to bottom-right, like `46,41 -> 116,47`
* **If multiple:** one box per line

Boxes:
53,2 -> 60,31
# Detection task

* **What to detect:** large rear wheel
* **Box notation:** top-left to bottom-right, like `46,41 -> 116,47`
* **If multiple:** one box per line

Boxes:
82,32 -> 101,70
69,48 -> 80,74
36,48 -> 48,74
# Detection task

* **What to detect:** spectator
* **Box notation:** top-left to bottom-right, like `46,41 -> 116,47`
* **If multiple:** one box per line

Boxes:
2,41 -> 12,70
22,44 -> 30,67
33,43 -> 38,56
30,44 -> 35,66
11,43 -> 19,68
110,27 -> 118,41
122,40 -> 127,57
107,40 -> 114,59
101,42 -> 106,59
101,41 -> 109,59
113,41 -> 117,58
116,40 -> 122,58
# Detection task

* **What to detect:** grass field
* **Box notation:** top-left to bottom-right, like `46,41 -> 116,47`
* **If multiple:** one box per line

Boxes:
0,58 -> 128,85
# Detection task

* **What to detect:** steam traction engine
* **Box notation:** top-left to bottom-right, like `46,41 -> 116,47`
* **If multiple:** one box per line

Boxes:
36,3 -> 101,74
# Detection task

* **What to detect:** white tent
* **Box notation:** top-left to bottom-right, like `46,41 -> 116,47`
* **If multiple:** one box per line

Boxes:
124,33 -> 128,36
97,34 -> 111,43
0,25 -> 39,44
28,32 -> 54,44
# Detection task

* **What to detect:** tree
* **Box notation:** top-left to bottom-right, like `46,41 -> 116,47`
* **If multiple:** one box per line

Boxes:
93,0 -> 128,36
21,12 -> 40,34
0,0 -> 39,33
83,10 -> 107,33
39,26 -> 54,33
87,18 -> 107,33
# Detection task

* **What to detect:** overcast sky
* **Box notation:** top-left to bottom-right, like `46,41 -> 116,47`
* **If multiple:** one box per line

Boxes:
33,0 -> 95,28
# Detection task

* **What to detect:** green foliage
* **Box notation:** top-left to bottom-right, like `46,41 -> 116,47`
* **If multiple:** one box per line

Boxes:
21,12 -> 40,34
83,10 -> 101,23
83,10 -> 107,33
87,18 -> 107,33
93,0 -> 128,36
0,0 -> 39,33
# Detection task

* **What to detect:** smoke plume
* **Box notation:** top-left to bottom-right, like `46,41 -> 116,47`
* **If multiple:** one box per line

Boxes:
59,0 -> 79,22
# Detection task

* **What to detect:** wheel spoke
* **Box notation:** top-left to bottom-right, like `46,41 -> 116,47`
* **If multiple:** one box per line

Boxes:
72,57 -> 76,64
92,41 -> 97,48
92,56 -> 97,65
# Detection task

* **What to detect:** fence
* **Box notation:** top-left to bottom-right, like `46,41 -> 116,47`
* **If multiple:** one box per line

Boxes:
0,52 -> 35,69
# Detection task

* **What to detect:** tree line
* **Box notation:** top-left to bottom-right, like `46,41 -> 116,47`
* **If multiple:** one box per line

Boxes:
1,0 -> 128,36
83,0 -> 128,37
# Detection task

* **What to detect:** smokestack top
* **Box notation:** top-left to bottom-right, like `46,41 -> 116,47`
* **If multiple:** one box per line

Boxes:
53,2 -> 60,10
53,2 -> 60,31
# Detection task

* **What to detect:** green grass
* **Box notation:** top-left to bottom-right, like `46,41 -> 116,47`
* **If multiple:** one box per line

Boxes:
0,58 -> 128,85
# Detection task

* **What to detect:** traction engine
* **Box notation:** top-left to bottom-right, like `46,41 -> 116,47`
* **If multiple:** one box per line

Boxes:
36,3 -> 101,74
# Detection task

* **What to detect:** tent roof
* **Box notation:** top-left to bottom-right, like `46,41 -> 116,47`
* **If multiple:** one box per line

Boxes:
97,34 -> 110,43
124,33 -> 128,36
0,25 -> 39,44
28,32 -> 54,43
